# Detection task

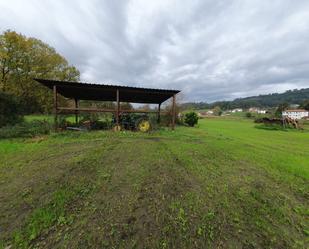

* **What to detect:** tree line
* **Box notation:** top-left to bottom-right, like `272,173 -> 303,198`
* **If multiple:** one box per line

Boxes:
0,30 -> 80,114
182,88 -> 309,111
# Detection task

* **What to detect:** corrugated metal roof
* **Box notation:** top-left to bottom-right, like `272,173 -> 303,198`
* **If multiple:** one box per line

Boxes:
35,78 -> 180,104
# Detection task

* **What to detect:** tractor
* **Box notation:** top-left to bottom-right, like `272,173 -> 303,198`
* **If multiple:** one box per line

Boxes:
112,113 -> 152,132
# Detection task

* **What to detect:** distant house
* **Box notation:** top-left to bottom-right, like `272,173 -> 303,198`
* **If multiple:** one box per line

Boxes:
198,110 -> 214,118
249,107 -> 266,114
249,107 -> 258,112
197,112 -> 206,118
282,109 -> 309,120
232,108 -> 243,113
257,109 -> 266,114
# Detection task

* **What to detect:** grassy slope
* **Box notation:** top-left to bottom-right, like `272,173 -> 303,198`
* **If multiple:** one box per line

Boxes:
0,117 -> 308,248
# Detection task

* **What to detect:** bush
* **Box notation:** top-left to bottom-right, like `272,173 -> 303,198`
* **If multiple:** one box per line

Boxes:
246,112 -> 252,118
0,120 -> 52,138
184,112 -> 198,127
213,106 -> 222,116
0,92 -> 23,127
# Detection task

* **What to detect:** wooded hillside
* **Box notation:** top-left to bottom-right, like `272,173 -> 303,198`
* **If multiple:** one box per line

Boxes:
183,88 -> 309,110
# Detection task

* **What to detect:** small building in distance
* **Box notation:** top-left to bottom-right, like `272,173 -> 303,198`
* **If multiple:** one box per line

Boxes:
198,110 -> 214,118
282,109 -> 309,120
257,110 -> 267,114
249,107 -> 267,114
231,108 -> 243,113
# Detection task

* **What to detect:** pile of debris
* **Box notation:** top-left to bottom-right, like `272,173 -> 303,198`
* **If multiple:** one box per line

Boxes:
255,117 -> 300,129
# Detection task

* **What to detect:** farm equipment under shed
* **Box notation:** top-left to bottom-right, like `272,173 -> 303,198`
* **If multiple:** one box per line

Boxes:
35,78 -> 180,131
112,113 -> 152,132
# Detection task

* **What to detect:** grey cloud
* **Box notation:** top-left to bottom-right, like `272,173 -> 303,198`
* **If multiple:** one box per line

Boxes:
1,0 -> 309,102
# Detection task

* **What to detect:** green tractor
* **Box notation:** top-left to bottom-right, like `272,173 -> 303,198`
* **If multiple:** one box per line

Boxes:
112,113 -> 152,132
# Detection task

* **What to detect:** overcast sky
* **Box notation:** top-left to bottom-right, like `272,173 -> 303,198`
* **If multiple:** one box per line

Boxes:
1,0 -> 309,102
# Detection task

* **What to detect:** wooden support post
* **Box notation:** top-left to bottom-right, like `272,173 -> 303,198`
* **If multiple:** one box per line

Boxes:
172,94 -> 176,130
157,103 -> 161,123
74,98 -> 79,124
116,89 -> 120,127
53,85 -> 58,131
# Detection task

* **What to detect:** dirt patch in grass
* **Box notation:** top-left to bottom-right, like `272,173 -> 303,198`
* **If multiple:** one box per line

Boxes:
33,138 -> 207,248
120,165 -> 199,247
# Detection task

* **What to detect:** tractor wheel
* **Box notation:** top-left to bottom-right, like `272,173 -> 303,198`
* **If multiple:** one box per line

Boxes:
136,119 -> 151,132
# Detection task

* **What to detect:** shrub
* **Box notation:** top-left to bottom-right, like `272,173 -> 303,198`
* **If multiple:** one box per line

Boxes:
246,112 -> 252,118
184,112 -> 198,127
0,120 -> 52,138
0,92 -> 23,127
213,106 -> 222,116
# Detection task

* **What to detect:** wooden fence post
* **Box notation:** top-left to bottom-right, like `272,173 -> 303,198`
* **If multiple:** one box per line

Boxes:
172,94 -> 176,130
74,98 -> 79,124
157,103 -> 161,123
116,89 -> 120,127
53,85 -> 58,131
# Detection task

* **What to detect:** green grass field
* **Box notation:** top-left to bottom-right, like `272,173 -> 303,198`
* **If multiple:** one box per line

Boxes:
24,114 -> 77,123
0,117 -> 308,248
